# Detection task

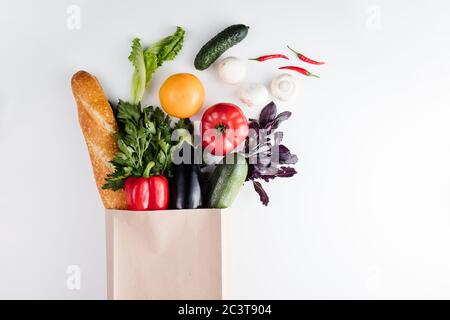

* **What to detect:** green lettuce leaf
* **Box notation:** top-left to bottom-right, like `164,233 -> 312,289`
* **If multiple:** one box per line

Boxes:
129,26 -> 185,104
145,26 -> 185,66
128,39 -> 146,105
143,50 -> 158,85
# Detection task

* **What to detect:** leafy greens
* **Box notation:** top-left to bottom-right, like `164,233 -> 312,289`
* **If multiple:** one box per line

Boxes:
103,101 -> 173,191
129,26 -> 185,104
245,102 -> 298,206
103,27 -> 185,190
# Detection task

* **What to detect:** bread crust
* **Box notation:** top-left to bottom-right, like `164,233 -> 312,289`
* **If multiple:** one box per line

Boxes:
71,70 -> 127,209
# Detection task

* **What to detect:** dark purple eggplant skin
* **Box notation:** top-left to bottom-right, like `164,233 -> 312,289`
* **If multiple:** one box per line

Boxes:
187,164 -> 204,209
170,144 -> 205,209
170,163 -> 188,209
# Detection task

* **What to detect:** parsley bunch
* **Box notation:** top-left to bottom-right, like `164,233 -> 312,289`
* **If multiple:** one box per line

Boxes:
103,101 -> 173,191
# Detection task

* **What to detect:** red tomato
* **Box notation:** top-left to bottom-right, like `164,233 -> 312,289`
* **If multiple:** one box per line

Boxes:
201,103 -> 249,155
124,176 -> 169,211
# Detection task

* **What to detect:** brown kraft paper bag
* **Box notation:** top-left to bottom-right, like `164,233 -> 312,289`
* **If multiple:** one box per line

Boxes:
105,209 -> 222,300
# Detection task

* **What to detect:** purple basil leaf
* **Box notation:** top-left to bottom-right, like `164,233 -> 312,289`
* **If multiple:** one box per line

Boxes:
260,164 -> 279,175
248,121 -> 260,144
274,145 -> 299,165
271,144 -> 298,165
257,144 -> 271,153
259,102 -> 277,128
246,172 -> 259,181
276,166 -> 297,177
246,165 -> 256,181
248,119 -> 260,129
271,111 -> 292,130
253,165 -> 298,182
245,132 -> 260,156
276,111 -> 292,122
258,153 -> 272,166
273,131 -> 283,145
253,181 -> 269,206
247,129 -> 258,142
263,120 -> 275,132
244,100 -> 298,206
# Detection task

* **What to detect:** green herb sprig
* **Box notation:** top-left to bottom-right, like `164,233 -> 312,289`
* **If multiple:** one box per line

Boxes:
103,101 -> 173,191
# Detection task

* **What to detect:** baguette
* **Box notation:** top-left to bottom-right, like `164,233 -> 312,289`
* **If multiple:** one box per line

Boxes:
71,70 -> 127,209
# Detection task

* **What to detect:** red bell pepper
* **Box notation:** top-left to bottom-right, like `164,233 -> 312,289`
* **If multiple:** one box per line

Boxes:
124,175 -> 169,211
201,103 -> 249,156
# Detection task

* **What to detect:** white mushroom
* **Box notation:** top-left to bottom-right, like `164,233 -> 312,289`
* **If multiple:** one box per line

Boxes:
239,83 -> 269,107
270,73 -> 297,101
217,57 -> 246,84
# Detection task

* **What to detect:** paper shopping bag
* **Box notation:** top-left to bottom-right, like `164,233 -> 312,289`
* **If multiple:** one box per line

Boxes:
105,209 -> 222,300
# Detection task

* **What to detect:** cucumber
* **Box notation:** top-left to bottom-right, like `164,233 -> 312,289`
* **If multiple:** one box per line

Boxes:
208,153 -> 248,208
194,24 -> 249,70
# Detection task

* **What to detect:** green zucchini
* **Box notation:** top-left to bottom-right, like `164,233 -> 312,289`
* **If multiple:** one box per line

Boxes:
208,153 -> 248,208
194,24 -> 249,70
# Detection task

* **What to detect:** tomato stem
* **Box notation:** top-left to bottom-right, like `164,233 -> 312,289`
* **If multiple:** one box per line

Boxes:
216,124 -> 227,134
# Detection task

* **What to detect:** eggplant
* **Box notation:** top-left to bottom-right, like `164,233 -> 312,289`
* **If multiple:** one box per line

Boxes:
188,164 -> 204,208
170,145 -> 205,209
171,164 -> 188,209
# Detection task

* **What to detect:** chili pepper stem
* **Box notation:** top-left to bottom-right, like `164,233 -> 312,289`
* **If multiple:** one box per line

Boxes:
143,161 -> 155,178
287,45 -> 301,56
309,73 -> 320,78
287,45 -> 325,65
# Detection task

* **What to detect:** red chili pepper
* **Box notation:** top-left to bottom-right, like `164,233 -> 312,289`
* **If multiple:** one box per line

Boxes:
124,175 -> 169,210
279,66 -> 320,78
287,46 -> 325,65
249,54 -> 289,62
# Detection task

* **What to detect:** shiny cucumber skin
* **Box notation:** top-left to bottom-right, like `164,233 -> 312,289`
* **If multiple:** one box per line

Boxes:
208,153 -> 248,208
194,24 -> 249,70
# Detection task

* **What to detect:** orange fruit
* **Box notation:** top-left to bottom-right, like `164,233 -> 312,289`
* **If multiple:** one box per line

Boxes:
159,73 -> 205,118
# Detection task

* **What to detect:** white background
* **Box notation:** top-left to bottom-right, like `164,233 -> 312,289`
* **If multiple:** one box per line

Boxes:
1,0 -> 450,299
